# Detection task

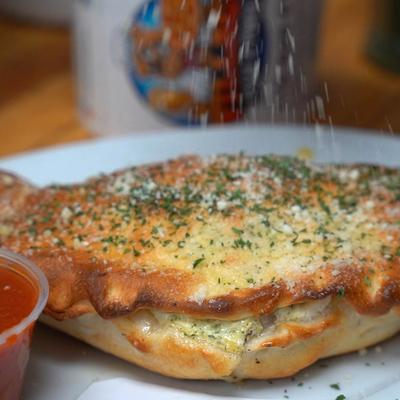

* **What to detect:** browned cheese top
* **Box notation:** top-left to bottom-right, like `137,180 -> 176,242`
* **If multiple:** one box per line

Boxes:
0,154 -> 399,321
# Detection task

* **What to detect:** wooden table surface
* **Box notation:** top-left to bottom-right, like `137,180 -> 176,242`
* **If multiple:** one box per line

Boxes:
0,0 -> 399,158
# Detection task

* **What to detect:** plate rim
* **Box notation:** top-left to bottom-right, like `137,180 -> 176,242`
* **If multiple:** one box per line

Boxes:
1,124 -> 399,164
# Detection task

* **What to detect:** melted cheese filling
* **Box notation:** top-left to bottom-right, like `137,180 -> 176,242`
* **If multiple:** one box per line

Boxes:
151,298 -> 332,354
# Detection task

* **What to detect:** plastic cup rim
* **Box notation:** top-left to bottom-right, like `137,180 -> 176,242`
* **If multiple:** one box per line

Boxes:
0,248 -> 48,345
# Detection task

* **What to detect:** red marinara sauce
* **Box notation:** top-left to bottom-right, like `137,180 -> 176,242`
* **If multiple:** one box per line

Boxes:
0,251 -> 48,400
0,268 -> 38,333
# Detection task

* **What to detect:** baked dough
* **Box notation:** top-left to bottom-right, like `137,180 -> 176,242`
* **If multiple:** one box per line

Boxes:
0,154 -> 398,380
41,301 -> 400,380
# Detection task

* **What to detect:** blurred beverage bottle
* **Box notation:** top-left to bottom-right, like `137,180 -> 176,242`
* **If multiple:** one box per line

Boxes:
74,0 -> 324,135
367,0 -> 400,73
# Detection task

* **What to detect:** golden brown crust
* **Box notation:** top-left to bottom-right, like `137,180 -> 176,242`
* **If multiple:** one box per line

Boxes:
0,171 -> 35,221
40,301 -> 400,380
0,154 -> 399,323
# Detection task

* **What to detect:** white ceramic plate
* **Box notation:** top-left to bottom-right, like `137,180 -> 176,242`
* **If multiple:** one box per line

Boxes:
1,125 -> 399,400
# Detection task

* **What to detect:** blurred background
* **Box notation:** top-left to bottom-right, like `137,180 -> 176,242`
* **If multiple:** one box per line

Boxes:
0,0 -> 399,158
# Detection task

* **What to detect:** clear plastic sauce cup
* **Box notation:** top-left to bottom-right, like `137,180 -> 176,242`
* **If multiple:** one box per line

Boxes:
0,249 -> 48,400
